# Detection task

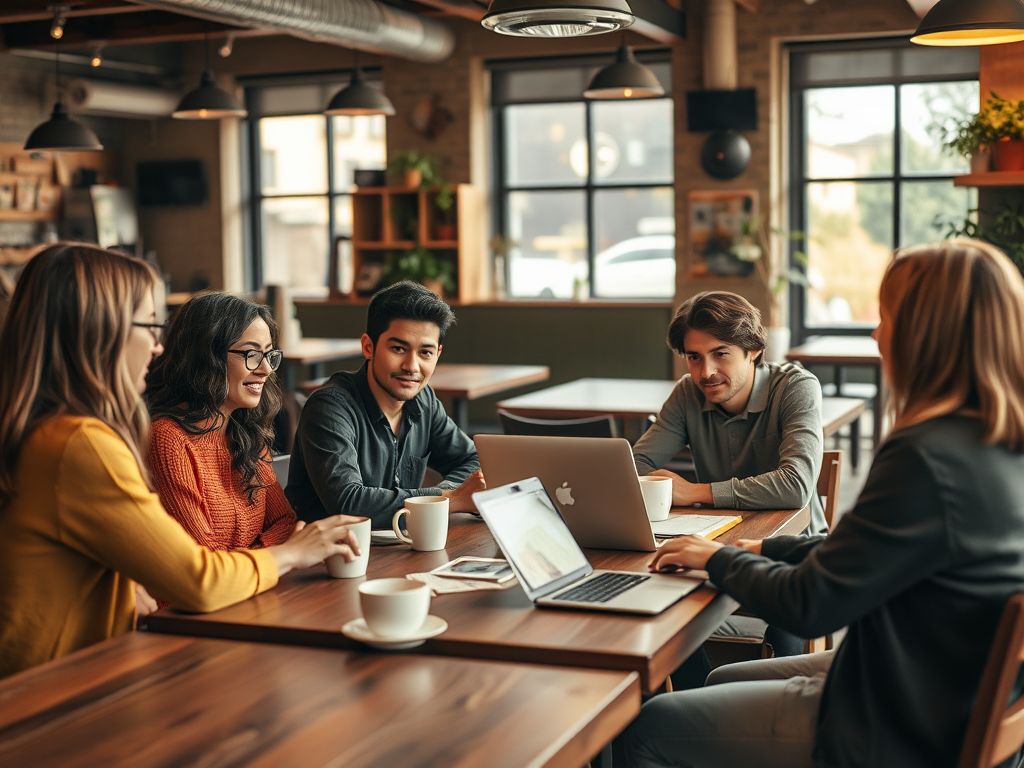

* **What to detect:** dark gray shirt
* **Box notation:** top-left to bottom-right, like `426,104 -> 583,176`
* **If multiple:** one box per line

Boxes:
707,415 -> 1024,768
285,364 -> 479,528
633,361 -> 826,531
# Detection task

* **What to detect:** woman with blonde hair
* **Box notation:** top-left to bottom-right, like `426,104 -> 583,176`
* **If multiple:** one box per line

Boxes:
0,243 -> 360,679
624,239 -> 1024,768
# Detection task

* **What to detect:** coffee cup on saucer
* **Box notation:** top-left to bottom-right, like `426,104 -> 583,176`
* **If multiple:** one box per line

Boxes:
639,476 -> 672,522
392,496 -> 449,551
358,578 -> 431,639
325,516 -> 371,578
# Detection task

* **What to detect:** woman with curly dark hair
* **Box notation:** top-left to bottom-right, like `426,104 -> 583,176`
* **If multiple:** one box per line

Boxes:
146,293 -> 299,556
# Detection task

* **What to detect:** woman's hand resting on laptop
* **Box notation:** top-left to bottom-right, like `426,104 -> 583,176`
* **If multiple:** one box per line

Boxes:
648,534 -> 724,572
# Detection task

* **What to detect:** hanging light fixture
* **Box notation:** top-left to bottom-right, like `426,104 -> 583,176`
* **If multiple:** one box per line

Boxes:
482,0 -> 634,37
91,43 -> 104,68
325,53 -> 395,117
49,4 -> 68,40
24,34 -> 103,151
173,28 -> 247,119
911,0 -> 1024,46
218,33 -> 235,58
584,37 -> 664,99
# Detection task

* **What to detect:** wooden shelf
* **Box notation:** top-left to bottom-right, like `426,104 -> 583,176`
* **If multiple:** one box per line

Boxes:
353,241 -> 415,250
953,171 -> 1024,187
0,209 -> 58,222
422,240 -> 459,249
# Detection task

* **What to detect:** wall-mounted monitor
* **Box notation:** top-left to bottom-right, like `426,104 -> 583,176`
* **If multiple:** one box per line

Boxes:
136,159 -> 208,207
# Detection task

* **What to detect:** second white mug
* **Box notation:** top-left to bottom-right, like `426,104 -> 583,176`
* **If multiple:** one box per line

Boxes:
325,516 -> 371,578
639,475 -> 673,522
393,496 -> 449,551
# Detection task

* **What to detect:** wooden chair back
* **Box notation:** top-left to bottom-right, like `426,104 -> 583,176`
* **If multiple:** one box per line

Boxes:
959,593 -> 1024,768
818,450 -> 842,531
497,410 -> 617,439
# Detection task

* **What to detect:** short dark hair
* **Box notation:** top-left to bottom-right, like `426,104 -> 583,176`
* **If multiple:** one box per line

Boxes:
366,280 -> 456,346
667,291 -> 767,364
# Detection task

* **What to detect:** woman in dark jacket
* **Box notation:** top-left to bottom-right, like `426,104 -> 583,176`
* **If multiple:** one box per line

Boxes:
625,238 -> 1024,768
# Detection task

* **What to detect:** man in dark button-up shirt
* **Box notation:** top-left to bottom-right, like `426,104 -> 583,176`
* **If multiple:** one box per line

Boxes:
285,282 -> 482,528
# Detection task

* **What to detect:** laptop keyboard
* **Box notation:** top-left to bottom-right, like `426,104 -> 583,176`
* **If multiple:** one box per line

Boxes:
554,572 -> 650,604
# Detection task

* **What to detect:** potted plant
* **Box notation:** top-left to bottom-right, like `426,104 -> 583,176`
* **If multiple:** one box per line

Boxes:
387,150 -> 441,189
433,184 -> 456,241
383,243 -> 456,297
944,93 -> 1024,173
730,214 -> 809,363
943,202 -> 1024,277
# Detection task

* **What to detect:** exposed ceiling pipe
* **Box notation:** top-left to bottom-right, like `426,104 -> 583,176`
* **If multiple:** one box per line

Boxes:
126,0 -> 456,63
703,0 -> 737,90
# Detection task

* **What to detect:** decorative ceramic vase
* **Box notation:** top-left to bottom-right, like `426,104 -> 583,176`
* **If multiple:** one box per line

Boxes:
403,169 -> 422,189
992,139 -> 1024,172
765,326 -> 791,364
970,149 -> 991,174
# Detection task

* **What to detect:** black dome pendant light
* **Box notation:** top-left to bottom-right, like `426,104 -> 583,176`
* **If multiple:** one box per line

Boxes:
325,52 -> 395,117
911,0 -> 1024,46
25,24 -> 103,151
482,0 -> 634,38
584,37 -> 665,99
173,26 -> 247,120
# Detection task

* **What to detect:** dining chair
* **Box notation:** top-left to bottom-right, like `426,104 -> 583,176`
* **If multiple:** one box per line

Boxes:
958,592 -> 1024,768
497,410 -> 617,438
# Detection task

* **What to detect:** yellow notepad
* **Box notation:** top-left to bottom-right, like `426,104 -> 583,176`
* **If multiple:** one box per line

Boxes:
651,514 -> 743,540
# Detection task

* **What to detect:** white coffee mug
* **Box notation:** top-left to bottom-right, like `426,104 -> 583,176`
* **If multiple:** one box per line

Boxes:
325,516 -> 371,578
392,496 -> 449,551
639,476 -> 672,522
358,578 -> 431,638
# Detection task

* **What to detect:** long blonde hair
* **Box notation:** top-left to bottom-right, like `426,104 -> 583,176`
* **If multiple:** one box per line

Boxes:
881,238 -> 1024,450
0,244 -> 158,506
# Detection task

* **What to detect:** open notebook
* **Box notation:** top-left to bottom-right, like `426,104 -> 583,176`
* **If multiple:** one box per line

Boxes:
650,514 -> 742,540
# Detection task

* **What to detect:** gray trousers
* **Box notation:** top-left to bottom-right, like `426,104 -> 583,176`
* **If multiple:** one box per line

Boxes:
622,651 -> 835,768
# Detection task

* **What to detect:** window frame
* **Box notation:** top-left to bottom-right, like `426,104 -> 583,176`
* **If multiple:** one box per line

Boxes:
241,69 -> 385,293
787,38 -> 978,342
489,53 -> 674,301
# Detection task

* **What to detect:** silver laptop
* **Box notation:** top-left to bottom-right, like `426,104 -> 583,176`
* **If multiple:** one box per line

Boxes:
473,477 -> 702,615
475,434 -> 657,551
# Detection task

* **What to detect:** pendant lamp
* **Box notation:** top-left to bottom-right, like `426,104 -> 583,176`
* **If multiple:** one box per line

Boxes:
25,36 -> 103,151
911,0 -> 1024,46
325,57 -> 395,117
584,38 -> 664,99
482,0 -> 634,37
173,29 -> 247,119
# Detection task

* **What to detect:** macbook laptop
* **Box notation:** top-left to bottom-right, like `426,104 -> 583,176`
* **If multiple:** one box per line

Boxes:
475,434 -> 657,551
472,477 -> 702,615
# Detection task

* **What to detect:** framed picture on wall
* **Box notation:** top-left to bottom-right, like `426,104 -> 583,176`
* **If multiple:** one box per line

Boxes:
688,190 -> 757,278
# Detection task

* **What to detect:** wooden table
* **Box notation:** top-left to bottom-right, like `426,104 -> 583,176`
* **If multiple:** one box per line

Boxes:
821,396 -> 868,470
0,632 -> 638,768
143,508 -> 808,694
279,337 -> 363,391
302,363 -> 551,432
786,336 -> 885,447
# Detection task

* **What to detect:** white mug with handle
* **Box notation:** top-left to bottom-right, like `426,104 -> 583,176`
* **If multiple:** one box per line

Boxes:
392,496 -> 449,551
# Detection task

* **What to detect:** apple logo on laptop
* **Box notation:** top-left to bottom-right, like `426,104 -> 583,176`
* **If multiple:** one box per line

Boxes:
555,482 -> 575,506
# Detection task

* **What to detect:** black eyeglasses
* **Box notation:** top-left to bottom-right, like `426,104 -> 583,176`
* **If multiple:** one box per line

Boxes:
132,322 -> 165,343
228,348 -> 284,371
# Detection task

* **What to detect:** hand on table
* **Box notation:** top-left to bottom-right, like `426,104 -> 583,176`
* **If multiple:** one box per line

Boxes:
649,469 -> 713,507
648,535 -> 724,572
442,470 -> 486,514
270,515 -> 363,576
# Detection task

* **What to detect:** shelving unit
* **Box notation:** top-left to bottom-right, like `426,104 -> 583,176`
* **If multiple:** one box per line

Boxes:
953,171 -> 1024,187
344,183 -> 485,304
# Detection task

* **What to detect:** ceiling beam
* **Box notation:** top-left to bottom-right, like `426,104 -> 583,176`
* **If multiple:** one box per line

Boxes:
628,0 -> 686,42
733,0 -> 761,12
0,1 -> 149,25
1,11 -> 268,48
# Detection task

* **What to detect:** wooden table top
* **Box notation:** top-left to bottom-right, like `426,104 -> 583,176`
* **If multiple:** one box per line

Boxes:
280,337 -> 364,366
144,508 -> 808,694
820,396 -> 868,436
786,335 -> 881,365
498,377 -> 677,420
0,632 -> 638,768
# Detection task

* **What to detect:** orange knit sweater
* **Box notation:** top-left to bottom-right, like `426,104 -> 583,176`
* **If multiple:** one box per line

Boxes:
148,418 -> 296,553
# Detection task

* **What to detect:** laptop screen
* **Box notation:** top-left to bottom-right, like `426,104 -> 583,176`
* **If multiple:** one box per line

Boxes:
479,483 -> 590,594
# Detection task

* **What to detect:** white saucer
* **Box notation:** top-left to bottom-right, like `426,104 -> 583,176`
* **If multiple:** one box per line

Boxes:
341,615 -> 448,650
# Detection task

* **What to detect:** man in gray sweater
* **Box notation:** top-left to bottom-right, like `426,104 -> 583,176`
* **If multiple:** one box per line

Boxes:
633,291 -> 826,534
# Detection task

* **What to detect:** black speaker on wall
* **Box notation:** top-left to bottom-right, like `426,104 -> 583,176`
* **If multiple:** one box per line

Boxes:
686,88 -> 758,132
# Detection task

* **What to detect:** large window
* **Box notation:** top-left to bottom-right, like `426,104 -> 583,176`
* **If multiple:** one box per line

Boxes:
789,40 -> 978,338
243,74 -> 387,293
492,56 -> 674,300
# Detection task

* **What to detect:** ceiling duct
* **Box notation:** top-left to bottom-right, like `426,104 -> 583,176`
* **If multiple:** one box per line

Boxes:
65,79 -> 181,118
126,0 -> 456,63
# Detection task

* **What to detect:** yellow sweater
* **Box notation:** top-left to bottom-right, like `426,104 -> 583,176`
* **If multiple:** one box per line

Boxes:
0,416 -> 279,678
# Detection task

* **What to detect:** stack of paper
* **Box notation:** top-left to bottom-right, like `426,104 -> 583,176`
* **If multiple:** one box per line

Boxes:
651,514 -> 742,540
